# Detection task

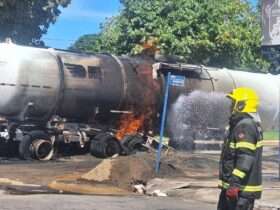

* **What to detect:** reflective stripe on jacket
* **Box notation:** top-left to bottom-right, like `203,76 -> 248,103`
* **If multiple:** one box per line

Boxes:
219,114 -> 263,199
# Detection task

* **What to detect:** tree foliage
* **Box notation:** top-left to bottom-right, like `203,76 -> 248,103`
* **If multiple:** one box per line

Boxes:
0,0 -> 71,45
71,16 -> 126,54
72,0 -> 267,71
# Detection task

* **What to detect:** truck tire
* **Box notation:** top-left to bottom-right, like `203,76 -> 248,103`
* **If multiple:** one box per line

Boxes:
90,133 -> 121,158
121,135 -> 145,155
19,130 -> 54,160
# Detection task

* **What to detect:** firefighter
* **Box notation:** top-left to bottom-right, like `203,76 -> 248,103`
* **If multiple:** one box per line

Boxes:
217,87 -> 263,210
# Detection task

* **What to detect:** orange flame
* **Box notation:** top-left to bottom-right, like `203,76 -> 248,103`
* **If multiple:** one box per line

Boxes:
115,114 -> 145,141
115,58 -> 161,141
141,37 -> 160,55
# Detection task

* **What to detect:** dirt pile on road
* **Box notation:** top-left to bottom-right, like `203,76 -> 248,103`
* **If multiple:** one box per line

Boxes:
80,154 -> 185,190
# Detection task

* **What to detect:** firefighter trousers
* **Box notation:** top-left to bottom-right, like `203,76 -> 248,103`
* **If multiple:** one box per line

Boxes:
217,190 -> 254,210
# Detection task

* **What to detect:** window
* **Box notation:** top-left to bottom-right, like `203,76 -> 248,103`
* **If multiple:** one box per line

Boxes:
88,66 -> 102,80
64,63 -> 86,78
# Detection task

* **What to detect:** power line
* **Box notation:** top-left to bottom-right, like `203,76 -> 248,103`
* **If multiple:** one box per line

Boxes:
43,37 -> 101,45
43,37 -> 76,41
43,37 -> 77,43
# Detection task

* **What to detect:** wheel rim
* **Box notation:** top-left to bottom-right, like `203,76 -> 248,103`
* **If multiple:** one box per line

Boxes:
32,139 -> 54,161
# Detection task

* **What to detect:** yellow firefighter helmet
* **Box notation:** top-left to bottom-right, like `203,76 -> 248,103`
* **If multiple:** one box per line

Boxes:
227,87 -> 259,113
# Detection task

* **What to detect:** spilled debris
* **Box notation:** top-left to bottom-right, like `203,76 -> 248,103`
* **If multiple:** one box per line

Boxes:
48,154 -> 185,195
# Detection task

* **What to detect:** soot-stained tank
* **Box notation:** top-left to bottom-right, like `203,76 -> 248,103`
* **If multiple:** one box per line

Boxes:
0,43 -> 156,123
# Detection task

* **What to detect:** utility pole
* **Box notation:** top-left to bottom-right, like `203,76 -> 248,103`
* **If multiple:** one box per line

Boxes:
261,0 -> 280,180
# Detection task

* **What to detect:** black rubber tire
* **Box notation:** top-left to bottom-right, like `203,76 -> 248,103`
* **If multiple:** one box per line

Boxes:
121,135 -> 145,155
90,133 -> 121,158
18,130 -> 51,160
89,133 -> 110,158
90,140 -> 106,158
105,138 -> 122,157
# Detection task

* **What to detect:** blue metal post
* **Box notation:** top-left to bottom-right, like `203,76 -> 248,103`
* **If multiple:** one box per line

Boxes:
278,87 -> 280,180
155,72 -> 171,174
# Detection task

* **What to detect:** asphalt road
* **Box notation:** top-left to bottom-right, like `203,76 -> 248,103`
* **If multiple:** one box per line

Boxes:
0,194 -> 216,210
0,155 -> 101,185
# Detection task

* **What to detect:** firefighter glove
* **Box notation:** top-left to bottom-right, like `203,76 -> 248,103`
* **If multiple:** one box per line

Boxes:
226,186 -> 240,200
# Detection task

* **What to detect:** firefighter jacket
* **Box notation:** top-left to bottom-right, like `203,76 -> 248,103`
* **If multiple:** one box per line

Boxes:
219,113 -> 263,199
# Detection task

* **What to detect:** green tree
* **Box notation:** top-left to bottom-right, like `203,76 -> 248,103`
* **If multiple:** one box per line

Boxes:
70,34 -> 103,53
0,0 -> 71,45
71,16 -> 127,54
72,0 -> 267,71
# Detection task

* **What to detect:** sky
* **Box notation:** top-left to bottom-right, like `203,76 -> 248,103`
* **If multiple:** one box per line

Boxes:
42,0 -> 121,49
42,0 -> 258,49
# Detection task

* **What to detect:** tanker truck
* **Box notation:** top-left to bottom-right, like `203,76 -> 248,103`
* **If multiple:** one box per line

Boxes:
0,42 -> 279,160
0,42 -> 161,160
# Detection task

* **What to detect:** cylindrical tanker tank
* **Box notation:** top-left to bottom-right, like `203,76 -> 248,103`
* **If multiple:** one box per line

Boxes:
0,43 -> 155,123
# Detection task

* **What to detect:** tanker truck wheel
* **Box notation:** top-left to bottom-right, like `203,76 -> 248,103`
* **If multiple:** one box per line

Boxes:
19,131 -> 54,161
90,133 -> 121,158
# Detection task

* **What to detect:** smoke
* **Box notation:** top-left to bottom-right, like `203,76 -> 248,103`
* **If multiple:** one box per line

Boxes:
168,91 -> 231,150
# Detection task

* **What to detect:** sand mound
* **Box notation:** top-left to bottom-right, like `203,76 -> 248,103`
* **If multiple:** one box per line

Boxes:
81,154 -> 184,189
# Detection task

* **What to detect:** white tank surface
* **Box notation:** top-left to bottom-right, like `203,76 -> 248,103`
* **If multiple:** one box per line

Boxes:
0,43 -> 61,121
